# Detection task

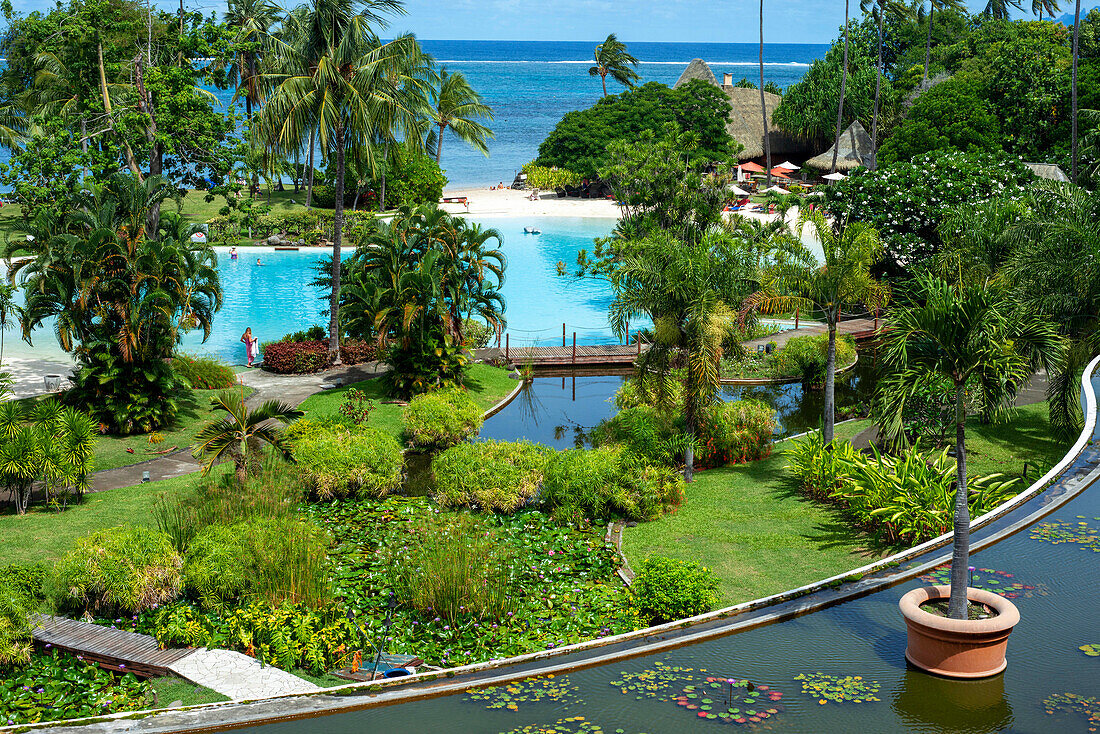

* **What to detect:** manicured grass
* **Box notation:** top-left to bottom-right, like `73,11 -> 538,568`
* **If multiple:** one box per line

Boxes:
93,386 -> 251,472
0,472 -> 205,567
296,363 -> 517,440
622,420 -> 881,606
149,677 -> 229,707
963,402 -> 1069,481
291,669 -> 350,688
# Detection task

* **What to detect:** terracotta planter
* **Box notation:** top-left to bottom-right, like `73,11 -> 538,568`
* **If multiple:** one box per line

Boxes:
899,585 -> 1020,679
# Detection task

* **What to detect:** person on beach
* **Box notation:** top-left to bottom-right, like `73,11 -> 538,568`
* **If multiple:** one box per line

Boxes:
230,246 -> 238,260
241,327 -> 259,367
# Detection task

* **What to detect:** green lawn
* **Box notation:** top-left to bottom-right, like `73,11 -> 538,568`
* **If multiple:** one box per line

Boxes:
93,386 -> 251,472
0,472 -> 204,567
623,404 -> 1073,606
149,677 -> 229,708
296,362 -> 518,439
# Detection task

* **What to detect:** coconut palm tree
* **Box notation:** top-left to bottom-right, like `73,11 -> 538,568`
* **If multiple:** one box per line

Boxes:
429,68 -> 493,167
746,211 -> 889,445
920,0 -> 965,88
982,0 -> 1023,19
877,275 -> 1063,619
831,0 -> 853,174
1073,0 -> 1083,183
760,0 -> 773,187
371,41 -> 435,211
1032,0 -> 1061,20
862,0 -> 909,169
225,0 -> 279,121
588,33 -> 640,97
194,391 -> 302,484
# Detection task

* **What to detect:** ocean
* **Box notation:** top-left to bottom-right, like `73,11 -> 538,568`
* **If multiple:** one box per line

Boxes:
0,41 -> 825,191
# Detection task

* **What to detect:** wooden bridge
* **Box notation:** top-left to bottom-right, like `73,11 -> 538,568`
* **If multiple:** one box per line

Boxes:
31,614 -> 194,678
502,341 -> 647,367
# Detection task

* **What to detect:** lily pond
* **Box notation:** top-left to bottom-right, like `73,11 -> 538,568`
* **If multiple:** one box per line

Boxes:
223,370 -> 1100,733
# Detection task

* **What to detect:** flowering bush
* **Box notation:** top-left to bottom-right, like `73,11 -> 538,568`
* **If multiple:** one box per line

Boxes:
695,400 -> 776,467
631,556 -> 720,624
823,150 -> 1033,271
261,340 -> 331,374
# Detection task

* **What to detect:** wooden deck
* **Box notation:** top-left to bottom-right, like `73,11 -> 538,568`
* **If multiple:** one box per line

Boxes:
744,318 -> 881,351
504,343 -> 647,366
31,614 -> 194,678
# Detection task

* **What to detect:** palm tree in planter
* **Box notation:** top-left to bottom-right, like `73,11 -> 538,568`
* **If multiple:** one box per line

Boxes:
194,391 -> 303,484
879,275 -> 1062,641
746,210 -> 889,445
588,33 -> 640,97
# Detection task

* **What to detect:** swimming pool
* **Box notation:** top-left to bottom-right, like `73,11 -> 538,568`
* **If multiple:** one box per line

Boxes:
5,216 -> 622,365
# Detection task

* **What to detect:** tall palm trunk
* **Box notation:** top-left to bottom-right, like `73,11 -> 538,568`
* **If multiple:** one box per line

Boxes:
1073,0 -> 1082,183
684,359 -> 696,482
947,382 -> 971,619
760,0 -> 772,187
329,126 -> 345,362
601,71 -> 608,97
436,122 -> 446,164
871,6 -> 884,170
306,127 -> 316,208
831,0 -> 850,174
923,3 -> 935,88
824,317 -> 837,444
379,138 -> 389,213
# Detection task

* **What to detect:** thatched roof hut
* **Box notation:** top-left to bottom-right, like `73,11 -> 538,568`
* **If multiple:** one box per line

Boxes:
673,59 -> 719,89
805,120 -> 873,171
1024,162 -> 1070,182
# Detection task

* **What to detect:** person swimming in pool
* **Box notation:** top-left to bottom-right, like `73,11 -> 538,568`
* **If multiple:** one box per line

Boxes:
230,246 -> 238,260
241,327 -> 259,367
256,257 -> 262,266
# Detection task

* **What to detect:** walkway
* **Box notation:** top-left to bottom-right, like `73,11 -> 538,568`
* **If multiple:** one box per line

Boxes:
743,317 -> 878,351
497,342 -> 647,366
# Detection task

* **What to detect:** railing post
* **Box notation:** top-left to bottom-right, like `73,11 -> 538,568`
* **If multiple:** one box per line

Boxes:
636,332 -> 641,356
625,320 -> 629,345
505,333 -> 509,362
563,323 -> 566,348
572,332 -> 576,365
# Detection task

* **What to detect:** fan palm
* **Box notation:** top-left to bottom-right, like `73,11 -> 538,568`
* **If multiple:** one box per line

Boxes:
862,0 -> 910,169
746,211 -> 888,445
429,68 -> 493,166
194,391 -> 302,484
588,33 -> 640,97
877,275 -> 1064,619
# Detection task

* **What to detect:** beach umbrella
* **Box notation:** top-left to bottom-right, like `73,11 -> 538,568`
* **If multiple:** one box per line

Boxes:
776,161 -> 799,170
740,161 -> 766,173
769,168 -> 791,178
761,185 -> 790,194
823,172 -> 847,181
729,185 -> 752,197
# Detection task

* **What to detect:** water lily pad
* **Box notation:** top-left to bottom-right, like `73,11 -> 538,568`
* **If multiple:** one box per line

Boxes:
1080,644 -> 1100,657
466,674 -> 580,710
1043,692 -> 1100,731
500,716 -> 639,734
917,565 -> 1047,599
793,673 -> 881,705
1031,520 -> 1100,552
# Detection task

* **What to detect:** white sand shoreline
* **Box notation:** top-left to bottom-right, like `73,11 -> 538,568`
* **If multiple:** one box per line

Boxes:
440,187 -> 622,218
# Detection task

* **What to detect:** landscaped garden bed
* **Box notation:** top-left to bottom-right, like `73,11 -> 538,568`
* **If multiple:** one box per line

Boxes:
720,334 -> 857,384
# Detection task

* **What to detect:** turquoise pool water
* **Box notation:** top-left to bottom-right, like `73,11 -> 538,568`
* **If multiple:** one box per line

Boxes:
8,216 -> 621,365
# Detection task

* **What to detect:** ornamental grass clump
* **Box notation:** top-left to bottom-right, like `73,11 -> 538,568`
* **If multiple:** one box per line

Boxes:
431,440 -> 552,512
773,334 -> 856,386
293,424 -> 404,499
183,518 -> 331,612
632,556 -> 720,624
50,527 -> 182,616
0,582 -> 32,669
403,388 -> 484,449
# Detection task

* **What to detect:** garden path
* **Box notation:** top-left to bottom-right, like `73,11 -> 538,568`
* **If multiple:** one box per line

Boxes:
167,648 -> 320,700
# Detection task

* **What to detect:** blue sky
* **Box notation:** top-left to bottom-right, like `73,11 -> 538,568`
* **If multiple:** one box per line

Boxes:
1,0 -> 1078,43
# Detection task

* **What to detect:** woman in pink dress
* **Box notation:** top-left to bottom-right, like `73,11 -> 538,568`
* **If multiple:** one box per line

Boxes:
241,327 -> 259,367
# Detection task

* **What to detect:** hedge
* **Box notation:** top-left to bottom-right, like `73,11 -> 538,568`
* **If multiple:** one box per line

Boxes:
261,339 -> 378,374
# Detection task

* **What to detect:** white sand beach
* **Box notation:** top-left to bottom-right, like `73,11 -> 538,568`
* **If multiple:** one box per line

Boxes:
440,186 -> 622,218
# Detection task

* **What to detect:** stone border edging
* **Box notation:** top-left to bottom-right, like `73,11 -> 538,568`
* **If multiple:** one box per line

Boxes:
12,358 -> 1098,732
719,351 -> 859,386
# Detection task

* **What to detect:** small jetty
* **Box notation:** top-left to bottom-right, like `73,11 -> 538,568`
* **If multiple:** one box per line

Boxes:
503,342 -> 646,367
31,614 -> 193,678
743,317 -> 881,351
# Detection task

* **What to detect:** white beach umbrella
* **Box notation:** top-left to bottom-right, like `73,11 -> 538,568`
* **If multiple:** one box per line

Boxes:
761,185 -> 790,194
729,185 -> 752,197
822,172 -> 847,181
776,161 -> 799,170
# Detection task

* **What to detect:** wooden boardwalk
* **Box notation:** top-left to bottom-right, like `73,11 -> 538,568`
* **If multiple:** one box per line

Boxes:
744,318 -> 881,351
32,614 -> 194,678
504,342 -> 647,366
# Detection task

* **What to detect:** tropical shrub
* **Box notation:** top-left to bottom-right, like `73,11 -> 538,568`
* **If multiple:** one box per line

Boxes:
403,388 -> 485,449
520,162 -> 582,190
786,433 -> 1020,544
0,400 -> 96,514
541,447 -> 684,524
388,515 -> 514,624
0,563 -> 49,605
261,340 -> 331,374
339,339 -> 377,365
51,527 -> 182,616
877,78 -> 1002,165
0,582 -> 32,669
631,556 -> 720,624
590,405 -> 681,467
773,334 -> 856,386
432,440 -> 552,512
0,651 -> 152,725
294,425 -> 404,499
183,518 -> 331,612
695,400 -> 776,467
272,325 -> 327,343
462,319 -> 495,349
170,354 -> 236,390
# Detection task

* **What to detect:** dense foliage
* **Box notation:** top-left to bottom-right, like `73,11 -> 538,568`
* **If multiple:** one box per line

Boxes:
0,399 -> 96,514
403,388 -> 485,448
432,440 -> 552,512
773,334 -> 858,386
170,354 -> 237,390
292,423 -> 404,499
536,80 -> 737,178
631,556 -> 720,624
0,581 -> 32,668
877,78 -> 1002,165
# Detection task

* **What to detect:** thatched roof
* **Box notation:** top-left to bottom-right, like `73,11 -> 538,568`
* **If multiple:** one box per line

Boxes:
805,120 -> 873,171
673,58 -> 719,89
1025,162 -> 1070,182
723,86 -> 803,160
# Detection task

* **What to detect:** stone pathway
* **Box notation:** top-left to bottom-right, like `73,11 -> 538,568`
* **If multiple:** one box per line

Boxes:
5,355 -> 75,399
168,648 -> 319,700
